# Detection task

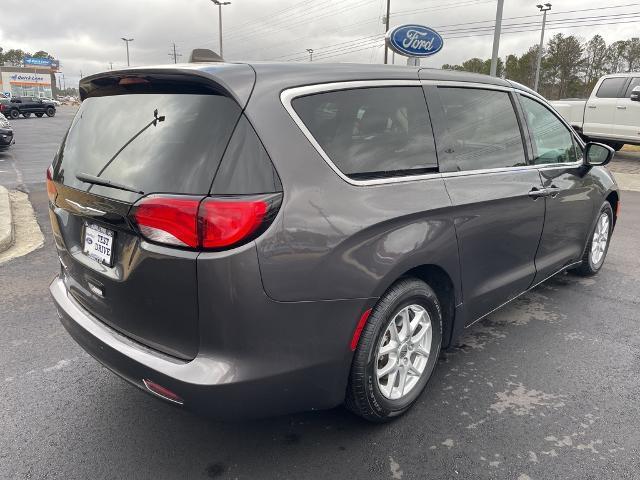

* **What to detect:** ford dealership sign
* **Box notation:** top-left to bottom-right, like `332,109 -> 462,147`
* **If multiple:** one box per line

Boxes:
386,24 -> 444,57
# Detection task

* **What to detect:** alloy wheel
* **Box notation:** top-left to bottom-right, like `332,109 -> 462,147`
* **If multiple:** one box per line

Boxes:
590,212 -> 610,265
375,304 -> 432,400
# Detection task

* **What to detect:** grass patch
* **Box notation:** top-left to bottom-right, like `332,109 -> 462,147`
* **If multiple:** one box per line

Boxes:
622,145 -> 640,152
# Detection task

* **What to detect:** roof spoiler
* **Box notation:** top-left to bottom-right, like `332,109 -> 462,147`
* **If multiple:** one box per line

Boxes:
189,49 -> 224,63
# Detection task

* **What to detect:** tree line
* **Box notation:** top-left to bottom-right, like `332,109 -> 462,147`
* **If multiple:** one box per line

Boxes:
442,34 -> 640,100
0,48 -> 53,66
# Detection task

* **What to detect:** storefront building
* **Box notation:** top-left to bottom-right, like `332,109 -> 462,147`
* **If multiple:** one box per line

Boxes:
0,66 -> 54,98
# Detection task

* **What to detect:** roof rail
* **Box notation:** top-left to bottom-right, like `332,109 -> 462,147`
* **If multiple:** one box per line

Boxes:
189,49 -> 224,63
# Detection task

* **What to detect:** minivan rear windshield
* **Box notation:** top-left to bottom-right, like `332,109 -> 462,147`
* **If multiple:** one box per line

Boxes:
53,93 -> 242,201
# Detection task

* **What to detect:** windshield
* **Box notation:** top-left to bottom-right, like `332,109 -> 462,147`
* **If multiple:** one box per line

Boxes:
53,93 -> 241,202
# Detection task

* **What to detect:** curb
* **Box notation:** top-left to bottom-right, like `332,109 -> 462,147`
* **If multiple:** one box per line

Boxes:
0,185 -> 14,253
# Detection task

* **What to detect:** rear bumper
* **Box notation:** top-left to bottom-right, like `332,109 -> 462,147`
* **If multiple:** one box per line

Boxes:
50,275 -> 372,418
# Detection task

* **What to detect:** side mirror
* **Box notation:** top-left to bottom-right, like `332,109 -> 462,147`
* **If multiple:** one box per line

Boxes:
631,86 -> 640,102
584,142 -> 614,166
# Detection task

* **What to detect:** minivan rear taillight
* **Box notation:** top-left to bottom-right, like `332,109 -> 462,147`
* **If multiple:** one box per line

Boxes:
132,194 -> 281,250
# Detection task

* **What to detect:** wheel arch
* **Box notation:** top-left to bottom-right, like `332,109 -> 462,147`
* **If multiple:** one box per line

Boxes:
377,264 -> 459,349
605,190 -> 619,228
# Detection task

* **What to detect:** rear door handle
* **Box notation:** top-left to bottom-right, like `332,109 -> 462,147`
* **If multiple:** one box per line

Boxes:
528,187 -> 548,199
587,105 -> 597,109
617,106 -> 627,110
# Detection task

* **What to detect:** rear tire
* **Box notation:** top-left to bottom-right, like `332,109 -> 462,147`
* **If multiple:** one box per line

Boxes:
345,278 -> 442,422
9,109 -> 19,119
572,202 -> 613,276
35,113 -> 44,118
22,112 -> 31,118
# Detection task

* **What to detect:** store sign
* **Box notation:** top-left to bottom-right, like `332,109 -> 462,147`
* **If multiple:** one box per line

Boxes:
24,56 -> 53,66
386,24 -> 444,57
9,73 -> 48,83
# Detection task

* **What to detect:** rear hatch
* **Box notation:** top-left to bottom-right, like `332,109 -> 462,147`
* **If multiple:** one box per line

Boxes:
48,71 -> 247,360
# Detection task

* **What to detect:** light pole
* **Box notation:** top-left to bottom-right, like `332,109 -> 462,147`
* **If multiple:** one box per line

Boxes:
534,3 -> 551,92
211,0 -> 231,58
489,0 -> 504,76
383,0 -> 391,64
306,49 -> 314,62
121,37 -> 134,66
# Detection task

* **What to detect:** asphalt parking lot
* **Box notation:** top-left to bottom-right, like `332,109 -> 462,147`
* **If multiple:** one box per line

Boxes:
1,108 -> 639,479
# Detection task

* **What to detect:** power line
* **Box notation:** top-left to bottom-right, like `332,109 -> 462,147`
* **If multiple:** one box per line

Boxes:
284,16 -> 640,63
270,8 -> 640,63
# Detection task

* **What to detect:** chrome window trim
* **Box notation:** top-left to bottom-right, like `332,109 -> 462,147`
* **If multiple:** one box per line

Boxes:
280,80 -> 441,187
280,80 -> 584,187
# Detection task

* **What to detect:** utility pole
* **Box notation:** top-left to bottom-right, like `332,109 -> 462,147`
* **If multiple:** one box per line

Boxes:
489,0 -> 504,76
169,43 -> 182,64
211,0 -> 231,59
306,49 -> 314,62
383,0 -> 391,64
109,62 -> 113,70
121,37 -> 134,66
534,3 -> 552,92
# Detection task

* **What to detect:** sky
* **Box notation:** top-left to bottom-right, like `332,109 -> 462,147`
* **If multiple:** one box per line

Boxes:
0,0 -> 638,88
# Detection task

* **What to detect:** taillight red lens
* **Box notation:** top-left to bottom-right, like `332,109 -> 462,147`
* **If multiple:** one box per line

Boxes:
133,196 -> 200,248
200,198 -> 268,249
132,195 -> 278,250
46,165 -> 57,204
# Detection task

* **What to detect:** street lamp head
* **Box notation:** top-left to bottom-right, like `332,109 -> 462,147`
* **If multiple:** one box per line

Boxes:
537,3 -> 551,11
211,0 -> 231,4
306,49 -> 314,53
121,37 -> 134,42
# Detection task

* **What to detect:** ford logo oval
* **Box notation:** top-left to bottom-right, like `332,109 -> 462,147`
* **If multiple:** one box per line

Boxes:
386,24 -> 444,57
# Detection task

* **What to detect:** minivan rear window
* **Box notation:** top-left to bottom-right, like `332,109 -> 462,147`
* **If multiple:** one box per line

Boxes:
54,93 -> 241,201
292,87 -> 437,181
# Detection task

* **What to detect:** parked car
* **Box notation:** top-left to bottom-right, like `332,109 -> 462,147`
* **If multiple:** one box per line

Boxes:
42,97 -> 62,106
0,112 -> 13,148
551,73 -> 640,151
47,63 -> 619,421
0,96 -> 56,119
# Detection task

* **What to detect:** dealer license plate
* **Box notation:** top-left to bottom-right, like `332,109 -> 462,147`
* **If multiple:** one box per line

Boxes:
83,223 -> 114,266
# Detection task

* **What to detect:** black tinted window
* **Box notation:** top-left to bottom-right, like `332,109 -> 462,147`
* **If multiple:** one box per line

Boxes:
53,93 -> 241,201
292,87 -> 437,180
436,87 -> 526,172
624,77 -> 640,97
212,116 -> 282,194
596,78 -> 627,98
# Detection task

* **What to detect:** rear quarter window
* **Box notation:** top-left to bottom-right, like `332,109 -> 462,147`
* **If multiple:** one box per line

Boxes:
291,86 -> 437,181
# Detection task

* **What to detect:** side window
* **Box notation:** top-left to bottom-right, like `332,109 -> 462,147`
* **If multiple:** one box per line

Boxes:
519,95 -> 579,165
624,77 -> 640,97
292,87 -> 437,180
596,78 -> 627,98
436,87 -> 526,172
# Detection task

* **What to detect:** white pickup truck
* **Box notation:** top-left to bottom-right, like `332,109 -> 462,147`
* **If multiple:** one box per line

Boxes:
551,73 -> 640,151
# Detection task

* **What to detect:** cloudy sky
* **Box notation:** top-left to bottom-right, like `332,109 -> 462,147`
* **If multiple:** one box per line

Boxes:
1,0 -> 638,87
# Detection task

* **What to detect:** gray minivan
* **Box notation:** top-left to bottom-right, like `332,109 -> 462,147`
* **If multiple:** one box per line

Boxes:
48,63 -> 619,421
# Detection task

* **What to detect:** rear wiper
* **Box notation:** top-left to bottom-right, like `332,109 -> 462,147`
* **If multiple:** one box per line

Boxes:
76,172 -> 144,195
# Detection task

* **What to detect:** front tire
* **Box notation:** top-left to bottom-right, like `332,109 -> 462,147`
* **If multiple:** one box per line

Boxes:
35,113 -> 44,118
22,112 -> 31,118
345,278 -> 442,422
46,107 -> 55,117
573,202 -> 613,276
